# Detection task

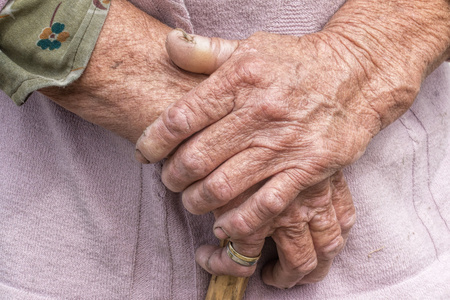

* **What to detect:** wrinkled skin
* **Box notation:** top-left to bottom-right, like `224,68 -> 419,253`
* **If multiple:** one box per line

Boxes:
137,30 -> 378,287
39,0 -> 357,288
136,0 -> 450,288
198,171 -> 355,288
40,0 -> 206,143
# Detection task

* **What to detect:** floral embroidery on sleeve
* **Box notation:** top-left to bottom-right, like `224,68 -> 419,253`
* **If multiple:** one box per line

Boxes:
36,2 -> 70,51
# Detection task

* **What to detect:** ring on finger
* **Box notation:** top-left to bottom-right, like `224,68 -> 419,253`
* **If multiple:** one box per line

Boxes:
226,241 -> 261,267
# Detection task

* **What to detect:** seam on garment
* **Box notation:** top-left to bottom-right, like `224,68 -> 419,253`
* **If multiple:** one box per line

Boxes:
160,162 -> 175,300
65,5 -> 98,75
409,108 -> 450,233
129,164 -> 144,299
398,113 -> 439,259
181,199 -> 198,299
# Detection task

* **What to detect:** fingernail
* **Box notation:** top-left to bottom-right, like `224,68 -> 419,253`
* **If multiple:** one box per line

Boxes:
213,226 -> 229,240
135,149 -> 150,164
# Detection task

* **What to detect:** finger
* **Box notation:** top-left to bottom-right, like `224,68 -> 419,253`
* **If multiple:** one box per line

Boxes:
196,184 -> 266,277
297,172 -> 354,284
212,182 -> 265,220
195,245 -> 256,277
166,29 -> 239,74
135,31 -> 239,163
213,170 -> 314,240
135,40 -> 271,164
160,85 -> 297,192
178,147 -> 281,213
195,236 -> 265,277
262,223 -> 317,289
298,201 -> 343,284
135,74 -> 236,163
177,125 -> 332,212
330,171 -> 356,239
161,84 -> 291,192
160,110 -> 255,192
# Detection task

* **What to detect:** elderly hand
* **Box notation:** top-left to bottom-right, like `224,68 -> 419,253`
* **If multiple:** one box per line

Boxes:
198,171 -> 355,288
136,28 -> 382,252
40,0 -> 206,143
136,0 -> 450,286
131,29 -> 356,287
136,28 -> 379,211
136,0 -> 450,206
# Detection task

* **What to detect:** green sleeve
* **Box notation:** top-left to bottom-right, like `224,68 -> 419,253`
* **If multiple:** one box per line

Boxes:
0,0 -> 110,105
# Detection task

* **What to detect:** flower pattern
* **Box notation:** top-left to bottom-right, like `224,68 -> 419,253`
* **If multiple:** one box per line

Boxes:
36,2 -> 70,51
37,22 -> 70,50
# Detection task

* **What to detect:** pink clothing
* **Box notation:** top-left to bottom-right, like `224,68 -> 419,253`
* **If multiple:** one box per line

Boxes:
1,0 -> 450,299
0,0 -> 8,10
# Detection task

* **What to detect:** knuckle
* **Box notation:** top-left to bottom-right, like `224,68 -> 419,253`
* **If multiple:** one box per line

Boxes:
340,212 -> 356,234
257,188 -> 288,218
181,192 -> 205,215
161,153 -> 208,191
310,211 -> 337,231
161,167 -> 182,191
317,236 -> 345,260
229,212 -> 257,238
178,151 -> 208,177
291,255 -> 318,275
164,105 -> 193,137
254,97 -> 291,121
203,172 -> 234,204
231,55 -> 267,86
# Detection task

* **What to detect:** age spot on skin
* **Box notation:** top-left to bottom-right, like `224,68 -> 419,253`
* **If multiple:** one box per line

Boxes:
111,60 -> 123,69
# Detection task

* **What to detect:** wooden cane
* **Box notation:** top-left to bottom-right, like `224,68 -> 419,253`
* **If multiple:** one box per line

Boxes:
204,240 -> 250,300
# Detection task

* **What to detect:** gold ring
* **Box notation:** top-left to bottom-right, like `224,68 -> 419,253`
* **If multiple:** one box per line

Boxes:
226,241 -> 261,267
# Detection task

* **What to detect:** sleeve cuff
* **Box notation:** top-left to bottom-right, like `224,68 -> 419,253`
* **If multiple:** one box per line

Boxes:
0,0 -> 110,105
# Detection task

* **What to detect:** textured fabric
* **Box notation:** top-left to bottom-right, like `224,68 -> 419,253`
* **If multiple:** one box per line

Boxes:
1,0 -> 450,299
0,0 -> 8,11
0,0 -> 110,105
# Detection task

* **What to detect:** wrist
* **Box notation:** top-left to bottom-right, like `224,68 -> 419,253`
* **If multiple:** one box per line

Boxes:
40,0 -> 204,143
322,0 -> 450,129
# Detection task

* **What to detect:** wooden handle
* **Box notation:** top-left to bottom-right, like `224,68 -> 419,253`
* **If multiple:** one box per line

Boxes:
205,274 -> 249,300
204,240 -> 249,300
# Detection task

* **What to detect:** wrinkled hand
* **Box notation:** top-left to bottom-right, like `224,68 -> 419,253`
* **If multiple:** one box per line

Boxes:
135,5 -> 433,283
136,29 -> 382,238
198,171 -> 355,288
40,0 -> 206,143
136,0 -> 448,227
141,0 -> 450,289
136,29 -> 360,287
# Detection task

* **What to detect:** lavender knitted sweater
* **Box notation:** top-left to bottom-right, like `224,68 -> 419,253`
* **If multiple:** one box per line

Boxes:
1,0 -> 449,299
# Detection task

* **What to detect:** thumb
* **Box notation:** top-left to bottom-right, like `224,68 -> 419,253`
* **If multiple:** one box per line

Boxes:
165,28 -> 239,74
